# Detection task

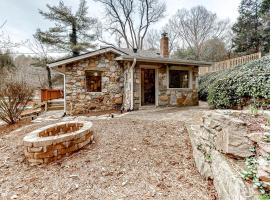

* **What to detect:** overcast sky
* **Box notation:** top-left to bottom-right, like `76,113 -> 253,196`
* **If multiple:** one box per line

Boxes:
0,0 -> 241,54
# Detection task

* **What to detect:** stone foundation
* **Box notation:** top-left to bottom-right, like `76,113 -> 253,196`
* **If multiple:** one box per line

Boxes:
23,121 -> 93,164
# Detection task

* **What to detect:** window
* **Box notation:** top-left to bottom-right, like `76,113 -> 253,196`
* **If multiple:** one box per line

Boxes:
169,69 -> 190,88
86,71 -> 102,92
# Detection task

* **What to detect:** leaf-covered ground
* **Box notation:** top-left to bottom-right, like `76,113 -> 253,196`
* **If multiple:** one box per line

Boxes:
0,106 -> 216,199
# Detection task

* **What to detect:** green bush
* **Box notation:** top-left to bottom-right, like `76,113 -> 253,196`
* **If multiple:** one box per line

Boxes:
198,71 -> 220,101
199,56 -> 270,109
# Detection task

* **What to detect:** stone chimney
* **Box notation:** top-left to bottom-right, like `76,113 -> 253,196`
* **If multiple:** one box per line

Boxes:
160,32 -> 169,58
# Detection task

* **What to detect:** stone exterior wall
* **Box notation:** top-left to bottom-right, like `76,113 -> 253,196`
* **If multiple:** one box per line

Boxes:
65,53 -> 124,115
158,65 -> 199,107
131,64 -> 199,109
122,62 -> 132,110
60,56 -> 199,114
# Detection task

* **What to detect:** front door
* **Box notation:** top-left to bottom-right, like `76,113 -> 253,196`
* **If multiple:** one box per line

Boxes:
141,68 -> 155,106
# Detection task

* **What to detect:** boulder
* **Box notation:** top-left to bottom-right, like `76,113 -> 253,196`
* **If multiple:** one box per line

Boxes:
211,151 -> 259,200
203,111 -> 254,158
187,125 -> 213,179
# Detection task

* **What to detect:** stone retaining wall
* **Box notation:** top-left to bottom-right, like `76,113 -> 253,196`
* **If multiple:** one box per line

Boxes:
187,111 -> 261,200
23,121 -> 93,164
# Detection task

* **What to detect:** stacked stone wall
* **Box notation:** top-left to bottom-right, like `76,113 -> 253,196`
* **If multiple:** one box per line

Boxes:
187,110 -> 270,199
65,53 -> 124,115
23,121 -> 93,164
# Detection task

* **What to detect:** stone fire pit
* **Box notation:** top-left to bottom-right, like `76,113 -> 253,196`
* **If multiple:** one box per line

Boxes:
23,121 -> 93,164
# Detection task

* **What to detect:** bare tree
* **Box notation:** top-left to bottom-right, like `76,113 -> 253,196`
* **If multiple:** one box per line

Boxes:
144,29 -> 160,50
170,6 -> 230,59
201,38 -> 227,61
144,26 -> 179,53
161,21 -> 180,53
0,81 -> 33,124
0,21 -> 21,51
28,36 -> 53,88
95,0 -> 166,49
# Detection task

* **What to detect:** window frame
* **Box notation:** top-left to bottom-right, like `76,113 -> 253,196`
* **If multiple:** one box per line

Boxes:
85,70 -> 102,93
167,66 -> 193,90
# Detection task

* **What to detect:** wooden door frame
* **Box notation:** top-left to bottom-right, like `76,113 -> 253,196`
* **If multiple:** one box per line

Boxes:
139,65 -> 159,107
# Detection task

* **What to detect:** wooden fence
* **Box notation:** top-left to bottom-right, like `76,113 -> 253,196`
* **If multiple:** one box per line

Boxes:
199,52 -> 262,75
41,89 -> 64,102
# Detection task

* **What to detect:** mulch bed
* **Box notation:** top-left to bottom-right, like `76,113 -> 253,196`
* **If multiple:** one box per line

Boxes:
0,116 -> 217,199
0,119 -> 32,135
231,112 -> 269,133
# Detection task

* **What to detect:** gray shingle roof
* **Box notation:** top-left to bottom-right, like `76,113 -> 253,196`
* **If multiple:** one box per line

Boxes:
119,48 -> 161,58
48,46 -> 212,68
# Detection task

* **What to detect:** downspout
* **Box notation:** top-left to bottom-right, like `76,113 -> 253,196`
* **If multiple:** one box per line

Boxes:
59,72 -> 66,116
130,58 -> 136,111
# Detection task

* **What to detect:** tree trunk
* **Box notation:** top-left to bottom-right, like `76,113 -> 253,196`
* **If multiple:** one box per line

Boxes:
70,21 -> 79,56
46,66 -> 52,89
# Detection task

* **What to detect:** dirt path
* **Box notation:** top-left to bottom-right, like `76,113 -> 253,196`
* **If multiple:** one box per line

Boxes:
0,105 -> 216,200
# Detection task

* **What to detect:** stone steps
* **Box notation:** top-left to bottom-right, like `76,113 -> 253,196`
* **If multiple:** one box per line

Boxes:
47,100 -> 64,111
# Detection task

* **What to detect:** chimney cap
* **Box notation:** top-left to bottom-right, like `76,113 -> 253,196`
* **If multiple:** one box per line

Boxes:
161,32 -> 168,37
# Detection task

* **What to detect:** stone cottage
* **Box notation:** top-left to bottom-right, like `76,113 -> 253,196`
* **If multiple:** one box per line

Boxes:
48,34 -> 211,115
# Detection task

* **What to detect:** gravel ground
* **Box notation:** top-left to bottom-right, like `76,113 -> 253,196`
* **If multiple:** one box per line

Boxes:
0,106 -> 217,200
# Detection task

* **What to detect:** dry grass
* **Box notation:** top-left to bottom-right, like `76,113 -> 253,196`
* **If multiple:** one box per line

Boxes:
0,119 -> 32,135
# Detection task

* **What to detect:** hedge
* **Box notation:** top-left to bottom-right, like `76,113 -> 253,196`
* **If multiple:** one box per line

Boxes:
199,55 -> 270,109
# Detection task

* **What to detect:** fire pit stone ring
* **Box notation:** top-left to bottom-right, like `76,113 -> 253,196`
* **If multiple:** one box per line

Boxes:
23,121 -> 93,164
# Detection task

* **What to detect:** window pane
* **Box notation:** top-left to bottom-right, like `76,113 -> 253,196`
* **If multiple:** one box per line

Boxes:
86,71 -> 102,92
169,70 -> 189,88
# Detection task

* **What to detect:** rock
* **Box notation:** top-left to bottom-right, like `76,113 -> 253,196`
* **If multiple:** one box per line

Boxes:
248,132 -> 264,143
257,157 -> 270,183
187,125 -> 213,179
10,195 -> 18,199
187,122 -> 260,200
211,151 -> 259,200
159,95 -> 169,102
203,111 -> 254,158
113,97 -> 123,105
122,180 -> 128,186
258,141 -> 270,154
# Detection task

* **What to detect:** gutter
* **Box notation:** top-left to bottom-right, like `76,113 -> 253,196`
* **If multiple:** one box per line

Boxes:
130,58 -> 137,111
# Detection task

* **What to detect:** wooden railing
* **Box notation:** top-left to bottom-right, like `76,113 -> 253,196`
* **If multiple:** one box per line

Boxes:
199,52 -> 262,75
41,89 -> 63,102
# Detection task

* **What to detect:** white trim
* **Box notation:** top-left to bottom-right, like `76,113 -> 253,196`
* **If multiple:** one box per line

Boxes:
130,58 -> 136,110
139,67 -> 142,107
48,47 -> 126,68
155,68 -> 159,107
54,71 -> 66,114
167,66 -> 193,90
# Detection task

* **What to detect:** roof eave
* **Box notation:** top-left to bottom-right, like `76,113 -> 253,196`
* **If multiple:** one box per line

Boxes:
115,56 -> 212,67
48,47 -> 128,68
